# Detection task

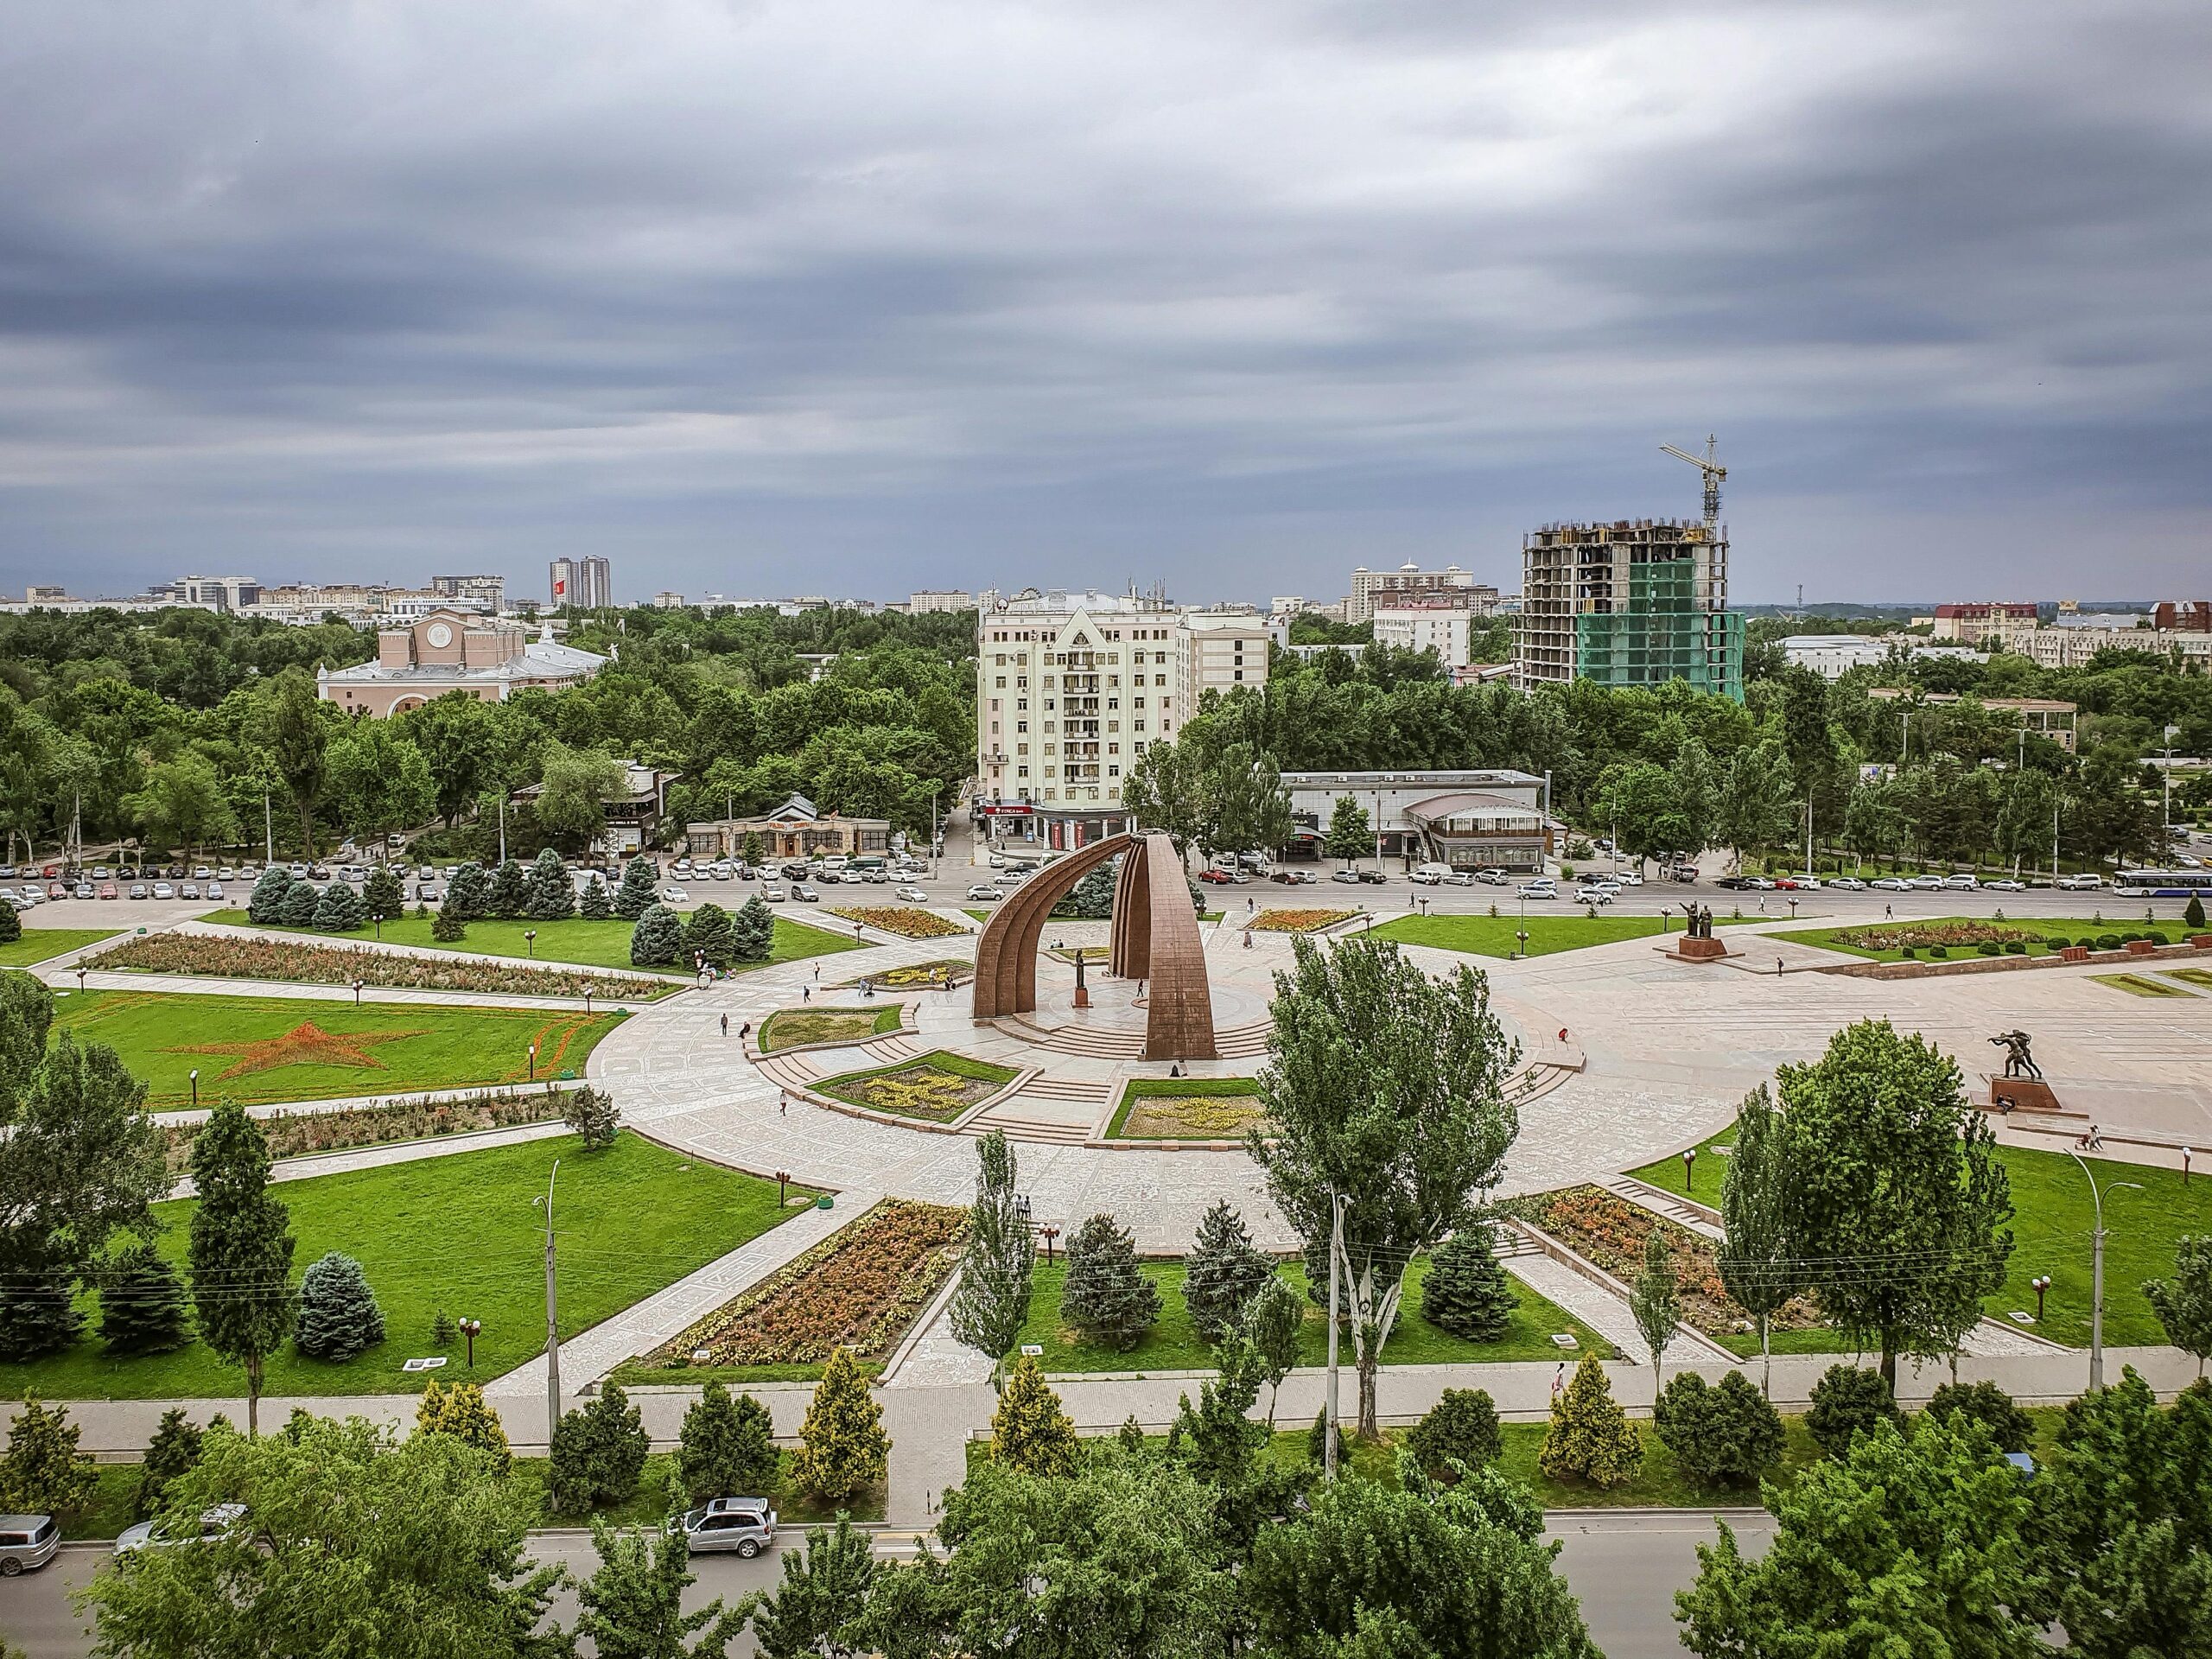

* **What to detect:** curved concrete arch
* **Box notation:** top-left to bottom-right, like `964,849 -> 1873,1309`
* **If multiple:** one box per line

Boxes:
972,832 -> 1135,1020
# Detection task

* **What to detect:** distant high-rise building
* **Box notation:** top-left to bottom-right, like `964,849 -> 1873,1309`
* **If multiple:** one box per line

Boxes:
429,574 -> 505,610
1345,563 -> 1495,624
1513,519 -> 1743,701
166,575 -> 262,613
907,589 -> 976,613
549,556 -> 612,609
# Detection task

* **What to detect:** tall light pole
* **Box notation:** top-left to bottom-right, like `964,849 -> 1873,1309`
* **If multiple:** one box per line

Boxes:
2164,724 -> 2180,852
2067,1148 -> 2143,1391
1324,1190 -> 1347,1481
537,1161 -> 562,1443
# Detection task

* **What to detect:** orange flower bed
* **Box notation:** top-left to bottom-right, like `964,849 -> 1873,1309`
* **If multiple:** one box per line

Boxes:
832,906 -> 965,939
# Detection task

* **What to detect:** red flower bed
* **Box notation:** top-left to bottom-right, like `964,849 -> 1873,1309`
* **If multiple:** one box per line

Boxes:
92,932 -> 664,1001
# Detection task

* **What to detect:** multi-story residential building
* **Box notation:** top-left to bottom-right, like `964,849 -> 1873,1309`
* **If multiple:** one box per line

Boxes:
549,556 -> 613,610
157,575 -> 262,613
1930,602 -> 2040,648
652,591 -> 687,609
1513,519 -> 1743,701
318,610 -> 606,715
2154,601 -> 2212,632
974,589 -> 1271,850
1781,634 -> 1986,679
2027,624 -> 2212,670
1373,597 -> 1474,668
429,574 -> 506,609
1865,689 -> 2078,753
1345,563 -> 1496,624
907,589 -> 976,613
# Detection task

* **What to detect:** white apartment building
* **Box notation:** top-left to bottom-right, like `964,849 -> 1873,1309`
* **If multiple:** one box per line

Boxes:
1780,634 -> 1986,679
1372,601 -> 1473,668
907,589 -> 976,613
1346,563 -> 1497,623
975,589 -> 1271,850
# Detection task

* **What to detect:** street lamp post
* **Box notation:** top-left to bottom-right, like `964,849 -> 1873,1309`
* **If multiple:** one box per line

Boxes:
372,910 -> 384,940
1515,892 -> 1529,958
2068,1148 -> 2145,1390
76,965 -> 86,995
524,929 -> 537,960
1681,1146 -> 1696,1193
1041,1224 -> 1060,1264
775,1169 -> 791,1207
189,1068 -> 199,1110
459,1317 -> 481,1368
2032,1275 -> 2051,1323
352,976 -> 365,1007
528,1042 -> 537,1081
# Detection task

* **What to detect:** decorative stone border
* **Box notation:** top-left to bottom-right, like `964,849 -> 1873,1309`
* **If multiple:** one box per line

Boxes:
1502,1217 -> 1738,1363
741,1000 -> 919,1061
1809,936 -> 2212,980
798,1057 -> 1045,1136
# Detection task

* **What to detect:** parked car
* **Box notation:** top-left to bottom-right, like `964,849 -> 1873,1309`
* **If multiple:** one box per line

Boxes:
1829,876 -> 1866,891
1943,874 -> 1979,890
1986,878 -> 2026,893
99,882 -> 119,899
1477,868 -> 1510,886
1409,864 -> 1448,886
2055,873 -> 2103,891
1330,868 -> 1364,884
1269,869 -> 1317,885
1713,875 -> 1752,890
128,883 -> 149,899
48,881 -> 68,900
1442,870 -> 1478,887
1197,869 -> 1234,884
793,884 -> 820,903
760,884 -> 787,902
205,881 -> 226,901
1573,885 -> 1615,905
180,882 -> 200,899
152,882 -> 176,899
1906,874 -> 1948,891
1357,869 -> 1386,884
895,886 -> 931,903
1870,876 -> 1910,891
0,1513 -> 60,1576
659,886 -> 688,902
192,866 -> 213,880
966,884 -> 1000,902
1519,880 -> 1559,899
671,1497 -> 776,1559
781,862 -> 810,881
114,1503 -> 248,1556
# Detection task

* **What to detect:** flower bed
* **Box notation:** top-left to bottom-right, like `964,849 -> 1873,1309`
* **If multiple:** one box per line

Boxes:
1109,1077 -> 1264,1140
838,957 -> 973,991
156,1090 -> 577,1173
1503,1185 -> 1825,1341
1824,921 -> 2044,954
1248,908 -> 1357,933
759,1006 -> 903,1051
815,1050 -> 1018,1122
831,906 -> 966,939
90,932 -> 667,1001
648,1199 -> 967,1370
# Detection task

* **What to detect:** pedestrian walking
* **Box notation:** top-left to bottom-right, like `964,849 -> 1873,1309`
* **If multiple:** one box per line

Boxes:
1777,956 -> 1784,976
779,1095 -> 787,1116
813,963 -> 821,982
803,985 -> 811,1002
1551,1362 -> 1566,1405
1885,903 -> 1893,918
720,1013 -> 728,1038
740,1020 -> 751,1043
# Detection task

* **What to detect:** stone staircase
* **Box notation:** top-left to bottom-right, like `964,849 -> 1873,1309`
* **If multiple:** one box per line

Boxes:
859,1033 -> 925,1063
1020,1076 -> 1114,1103
1603,1174 -> 1725,1241
968,1101 -> 1100,1146
1000,1014 -> 1274,1061
754,1053 -> 821,1092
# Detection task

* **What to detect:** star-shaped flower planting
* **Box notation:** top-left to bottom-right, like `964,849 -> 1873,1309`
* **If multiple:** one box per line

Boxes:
170,1020 -> 429,1079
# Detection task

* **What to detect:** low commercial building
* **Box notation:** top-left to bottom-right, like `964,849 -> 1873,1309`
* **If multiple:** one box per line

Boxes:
684,792 -> 891,861
515,760 -> 680,857
1865,689 -> 2079,753
1279,768 -> 1548,870
1781,635 -> 1986,679
317,609 -> 606,715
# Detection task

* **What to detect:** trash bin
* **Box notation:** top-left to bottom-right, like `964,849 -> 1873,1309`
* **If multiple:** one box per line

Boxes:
817,1195 -> 834,1211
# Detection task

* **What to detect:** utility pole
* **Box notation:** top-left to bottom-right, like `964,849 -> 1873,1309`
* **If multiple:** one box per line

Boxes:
1324,1191 -> 1345,1481
499,793 -> 508,867
2068,1150 -> 2142,1392
264,791 -> 275,864
540,1160 -> 562,1442
2164,724 -> 2180,851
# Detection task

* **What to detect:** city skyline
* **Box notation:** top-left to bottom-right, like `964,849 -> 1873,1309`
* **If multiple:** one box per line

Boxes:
3,2 -> 2208,604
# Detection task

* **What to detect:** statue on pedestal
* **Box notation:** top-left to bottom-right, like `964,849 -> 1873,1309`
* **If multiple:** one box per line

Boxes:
1990,1029 -> 2041,1081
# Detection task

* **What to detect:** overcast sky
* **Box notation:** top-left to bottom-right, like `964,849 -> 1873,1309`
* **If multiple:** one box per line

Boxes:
3,1 -> 2207,607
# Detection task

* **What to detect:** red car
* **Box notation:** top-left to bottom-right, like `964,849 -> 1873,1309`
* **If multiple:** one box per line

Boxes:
1196,869 -> 1233,884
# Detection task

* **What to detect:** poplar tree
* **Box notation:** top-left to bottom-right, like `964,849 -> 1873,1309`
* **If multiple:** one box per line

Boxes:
948,1130 -> 1033,1388
187,1102 -> 296,1435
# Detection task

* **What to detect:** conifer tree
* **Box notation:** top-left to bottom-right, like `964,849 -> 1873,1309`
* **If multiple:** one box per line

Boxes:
2187,893 -> 2208,931
1419,1224 -> 1517,1342
677,1381 -> 778,1501
0,902 -> 17,946
731,895 -> 774,963
563,1084 -> 621,1151
361,864 -> 404,919
549,1382 -> 650,1513
487,857 -> 530,919
444,861 -> 493,921
525,848 -> 575,919
187,1101 -> 296,1435
0,1240 -> 84,1361
430,905 -> 467,943
0,1395 -> 95,1516
629,903 -> 685,967
1537,1354 -> 1640,1486
683,902 -> 736,971
614,857 -> 660,920
1406,1387 -> 1503,1481
1654,1370 -> 1783,1485
415,1378 -> 512,1471
579,874 -> 614,921
312,882 -> 363,932
134,1408 -> 204,1518
247,867 -> 292,923
789,1346 -> 889,1501
1805,1363 -> 1900,1458
294,1250 -> 385,1361
99,1243 -> 192,1356
1306,1405 -> 1350,1469
277,880 -> 320,926
1061,1212 -> 1160,1351
989,1355 -> 1078,1478
1182,1200 -> 1275,1346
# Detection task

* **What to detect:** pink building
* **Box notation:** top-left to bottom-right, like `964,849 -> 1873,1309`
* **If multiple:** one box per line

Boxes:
318,609 -> 606,715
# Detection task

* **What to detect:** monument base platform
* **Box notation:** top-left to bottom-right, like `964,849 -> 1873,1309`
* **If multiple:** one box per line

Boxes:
1659,936 -> 1737,963
1987,1075 -> 2062,1114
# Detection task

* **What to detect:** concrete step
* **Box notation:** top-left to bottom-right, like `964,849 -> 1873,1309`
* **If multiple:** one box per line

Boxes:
1603,1176 -> 1725,1240
1023,1077 -> 1113,1101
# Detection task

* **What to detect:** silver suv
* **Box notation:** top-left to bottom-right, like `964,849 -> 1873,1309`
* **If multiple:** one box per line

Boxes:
0,1514 -> 58,1575
671,1497 -> 777,1557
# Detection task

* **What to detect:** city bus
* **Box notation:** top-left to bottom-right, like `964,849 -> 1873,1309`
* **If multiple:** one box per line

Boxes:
2113,869 -> 2212,898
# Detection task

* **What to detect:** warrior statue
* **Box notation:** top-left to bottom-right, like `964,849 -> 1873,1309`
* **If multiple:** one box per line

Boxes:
1991,1029 -> 2041,1081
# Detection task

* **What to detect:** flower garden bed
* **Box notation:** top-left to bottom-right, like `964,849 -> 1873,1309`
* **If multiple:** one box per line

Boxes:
637,1198 -> 967,1377
836,957 -> 973,991
759,1006 -> 904,1051
1248,908 -> 1357,933
1502,1185 -> 1829,1351
156,1090 -> 576,1173
2091,972 -> 2193,998
830,906 -> 968,939
1106,1077 -> 1264,1140
814,1050 -> 1020,1122
87,931 -> 671,1001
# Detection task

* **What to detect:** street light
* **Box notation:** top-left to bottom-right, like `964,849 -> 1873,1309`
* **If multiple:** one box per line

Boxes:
76,965 -> 86,995
528,1042 -> 537,1081
2184,1147 -> 2194,1186
1040,1224 -> 1061,1264
459,1317 -> 481,1368
1681,1146 -> 1696,1192
775,1169 -> 791,1207
524,929 -> 537,960
2068,1148 -> 2145,1390
189,1069 -> 199,1109
2031,1275 -> 2051,1323
372,910 -> 384,940
352,976 -> 365,1007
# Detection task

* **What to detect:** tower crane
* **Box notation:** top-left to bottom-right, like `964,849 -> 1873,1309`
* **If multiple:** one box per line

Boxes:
1660,435 -> 1726,538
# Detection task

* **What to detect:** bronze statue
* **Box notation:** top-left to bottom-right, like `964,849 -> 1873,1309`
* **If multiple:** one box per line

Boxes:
1681,901 -> 1712,940
1991,1029 -> 2041,1081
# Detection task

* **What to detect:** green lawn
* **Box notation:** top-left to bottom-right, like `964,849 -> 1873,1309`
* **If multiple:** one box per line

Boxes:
48,988 -> 626,1109
1014,1255 -> 1611,1373
2091,972 -> 2193,997
1369,913 -> 1701,959
1106,1077 -> 1263,1140
0,1132 -> 810,1400
1629,1131 -> 2212,1350
1,925 -> 125,967
200,910 -> 858,975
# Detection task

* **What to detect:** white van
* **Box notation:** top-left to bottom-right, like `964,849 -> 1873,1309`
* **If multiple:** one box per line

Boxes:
1410,863 -> 1451,886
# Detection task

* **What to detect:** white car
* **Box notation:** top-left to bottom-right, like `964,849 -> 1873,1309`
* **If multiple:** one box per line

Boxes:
114,1503 -> 248,1555
967,884 -> 1000,902
152,882 -> 175,899
1829,876 -> 1866,891
2056,873 -> 2103,891
1986,878 -> 2026,893
670,1497 -> 776,1559
1786,876 -> 1821,891
1905,874 -> 1948,891
1519,881 -> 1560,899
1573,886 -> 1615,905
895,886 -> 930,903
1442,870 -> 1478,887
659,886 -> 688,902
1869,876 -> 1908,891
1943,874 -> 1979,890
760,884 -> 787,902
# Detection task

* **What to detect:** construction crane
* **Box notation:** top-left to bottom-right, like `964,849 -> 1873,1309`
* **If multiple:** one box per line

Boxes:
1660,435 -> 1726,538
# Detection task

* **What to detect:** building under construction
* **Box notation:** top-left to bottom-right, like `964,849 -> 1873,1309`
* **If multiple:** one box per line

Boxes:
1512,518 -> 1744,701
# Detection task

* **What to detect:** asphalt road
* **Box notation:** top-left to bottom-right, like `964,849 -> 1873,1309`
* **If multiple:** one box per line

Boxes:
4,1510 -> 1772,1658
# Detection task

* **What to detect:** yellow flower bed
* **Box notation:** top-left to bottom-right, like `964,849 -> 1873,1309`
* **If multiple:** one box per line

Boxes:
832,906 -> 965,939
1249,908 -> 1357,933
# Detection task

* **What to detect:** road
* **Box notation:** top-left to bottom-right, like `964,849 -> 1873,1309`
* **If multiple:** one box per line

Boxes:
3,1510 -> 1771,1658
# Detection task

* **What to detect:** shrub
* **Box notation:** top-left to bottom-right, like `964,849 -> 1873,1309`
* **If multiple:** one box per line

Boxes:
1653,1370 -> 1783,1485
2098,934 -> 2122,951
0,1396 -> 95,1516
629,903 -> 685,967
1306,1407 -> 1351,1468
135,1408 -> 205,1519
1924,1379 -> 2031,1453
1182,1201 -> 1275,1346
1899,946 -> 1916,958
2187,895 -> 2207,930
678,1382 -> 779,1501
1406,1388 -> 1502,1480
2005,941 -> 2026,955
294,1251 -> 385,1362
99,1243 -> 192,1356
1928,944 -> 1948,958
549,1383 -> 649,1513
1420,1224 -> 1516,1342
1538,1355 -> 1640,1486
1807,1363 -> 1901,1458
430,906 -> 467,943
2149,931 -> 2171,947
1060,1212 -> 1160,1351
415,1378 -> 511,1471
563,1084 -> 621,1151
990,1354 -> 1079,1478
0,903 -> 15,945
790,1346 -> 889,1501
1977,942 -> 1999,957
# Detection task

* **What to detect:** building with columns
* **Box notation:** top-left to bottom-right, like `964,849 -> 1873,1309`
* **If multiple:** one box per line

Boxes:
317,609 -> 606,715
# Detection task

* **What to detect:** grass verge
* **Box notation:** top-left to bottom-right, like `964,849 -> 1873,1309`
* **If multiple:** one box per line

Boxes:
1369,913 -> 1698,959
813,1050 -> 1019,1122
0,926 -> 124,968
759,1006 -> 905,1052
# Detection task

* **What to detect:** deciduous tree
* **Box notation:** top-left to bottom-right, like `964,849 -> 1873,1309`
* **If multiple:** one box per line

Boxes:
749,1516 -> 878,1659
575,1516 -> 745,1659
1716,1085 -> 1801,1399
187,1102 -> 296,1436
2146,1235 -> 2212,1379
1653,1371 -> 1783,1487
1631,1230 -> 1681,1404
948,1131 -> 1033,1389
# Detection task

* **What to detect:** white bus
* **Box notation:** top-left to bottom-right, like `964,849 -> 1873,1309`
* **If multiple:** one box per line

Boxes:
2113,869 -> 2212,898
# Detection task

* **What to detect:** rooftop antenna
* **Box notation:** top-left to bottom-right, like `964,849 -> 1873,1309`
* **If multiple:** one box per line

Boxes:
1660,434 -> 1726,538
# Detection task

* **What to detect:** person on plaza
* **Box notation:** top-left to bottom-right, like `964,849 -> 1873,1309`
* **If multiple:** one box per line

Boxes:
740,1020 -> 751,1043
802,985 -> 811,1002
1551,1362 -> 1566,1404
720,1013 -> 728,1038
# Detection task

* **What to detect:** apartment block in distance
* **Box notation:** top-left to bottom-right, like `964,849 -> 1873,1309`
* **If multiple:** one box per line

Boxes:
1346,563 -> 1497,623
1373,596 -> 1475,668
1514,518 -> 1743,701
976,588 -> 1270,849
549,556 -> 613,609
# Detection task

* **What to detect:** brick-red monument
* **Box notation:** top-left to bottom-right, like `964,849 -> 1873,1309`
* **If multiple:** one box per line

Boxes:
971,830 -> 1218,1060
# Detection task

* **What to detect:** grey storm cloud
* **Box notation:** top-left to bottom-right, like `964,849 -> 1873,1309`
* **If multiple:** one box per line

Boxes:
1,0 -> 2207,604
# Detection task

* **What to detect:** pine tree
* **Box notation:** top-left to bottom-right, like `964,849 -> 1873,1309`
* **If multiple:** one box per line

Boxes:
525,848 -> 575,920
579,874 -> 614,921
247,867 -> 292,924
684,903 -> 736,971
187,1101 -> 296,1435
415,1378 -> 512,1471
1060,1212 -> 1160,1351
277,880 -> 320,926
487,857 -> 530,919
134,1408 -> 204,1519
1182,1201 -> 1276,1346
1406,1387 -> 1503,1481
0,902 -> 17,946
1654,1370 -> 1783,1486
99,1243 -> 192,1356
550,1383 -> 649,1513
294,1250 -> 385,1361
989,1354 -> 1079,1477
677,1381 -> 778,1502
0,1238 -> 85,1361
614,858 -> 660,921
1419,1224 -> 1517,1343
444,861 -> 493,921
789,1346 -> 889,1502
629,903 -> 684,967
361,864 -> 404,919
731,895 -> 774,963
563,1084 -> 621,1151
0,1396 -> 95,1516
1537,1354 -> 1641,1486
949,1131 -> 1034,1388
312,882 -> 363,932
430,905 -> 467,943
